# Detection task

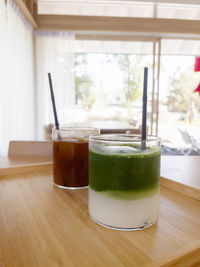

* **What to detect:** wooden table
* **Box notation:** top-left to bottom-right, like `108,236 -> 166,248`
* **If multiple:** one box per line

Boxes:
161,156 -> 200,200
0,156 -> 200,266
0,156 -> 52,176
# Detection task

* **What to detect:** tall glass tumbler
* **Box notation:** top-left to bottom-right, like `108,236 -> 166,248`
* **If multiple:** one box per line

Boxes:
89,134 -> 161,230
53,127 -> 99,189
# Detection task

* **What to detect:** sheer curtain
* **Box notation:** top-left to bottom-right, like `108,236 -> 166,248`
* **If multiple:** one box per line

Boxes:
35,31 -> 75,139
35,35 -> 156,137
0,0 -> 35,155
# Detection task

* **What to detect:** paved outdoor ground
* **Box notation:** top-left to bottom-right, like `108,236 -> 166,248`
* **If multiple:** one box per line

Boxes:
159,123 -> 200,155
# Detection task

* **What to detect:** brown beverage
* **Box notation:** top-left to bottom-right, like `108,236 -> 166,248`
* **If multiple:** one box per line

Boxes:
53,139 -> 89,188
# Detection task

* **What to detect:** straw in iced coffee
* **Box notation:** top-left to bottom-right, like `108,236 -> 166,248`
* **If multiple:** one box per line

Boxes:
48,73 -> 61,139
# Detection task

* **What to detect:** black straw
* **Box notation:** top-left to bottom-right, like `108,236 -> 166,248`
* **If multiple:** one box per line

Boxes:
141,67 -> 148,150
48,73 -> 59,130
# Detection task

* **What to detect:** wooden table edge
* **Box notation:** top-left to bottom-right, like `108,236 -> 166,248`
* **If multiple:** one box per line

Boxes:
0,159 -> 199,201
0,161 -> 52,177
146,239 -> 200,267
160,176 -> 200,201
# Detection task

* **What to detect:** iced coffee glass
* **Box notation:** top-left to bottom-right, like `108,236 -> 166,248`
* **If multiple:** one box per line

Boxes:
53,127 -> 99,189
89,134 -> 161,230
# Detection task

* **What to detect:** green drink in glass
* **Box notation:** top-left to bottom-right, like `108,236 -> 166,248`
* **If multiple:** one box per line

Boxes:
89,134 -> 161,230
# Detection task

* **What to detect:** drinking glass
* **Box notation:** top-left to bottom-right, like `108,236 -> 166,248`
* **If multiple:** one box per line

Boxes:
89,134 -> 161,230
52,127 -> 99,189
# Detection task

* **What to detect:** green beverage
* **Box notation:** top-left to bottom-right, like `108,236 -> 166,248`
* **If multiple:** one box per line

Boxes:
89,135 -> 161,230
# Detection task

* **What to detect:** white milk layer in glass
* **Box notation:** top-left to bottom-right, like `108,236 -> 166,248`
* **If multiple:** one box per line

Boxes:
89,188 -> 159,229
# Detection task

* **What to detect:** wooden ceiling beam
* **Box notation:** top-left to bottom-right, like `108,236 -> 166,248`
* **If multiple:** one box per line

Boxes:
36,14 -> 200,35
13,0 -> 38,28
75,34 -> 157,42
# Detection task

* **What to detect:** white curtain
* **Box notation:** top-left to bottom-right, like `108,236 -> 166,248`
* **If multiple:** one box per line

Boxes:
35,31 -> 75,139
0,0 -> 35,155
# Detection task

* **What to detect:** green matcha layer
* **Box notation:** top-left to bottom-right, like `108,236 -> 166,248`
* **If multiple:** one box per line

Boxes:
89,149 -> 160,198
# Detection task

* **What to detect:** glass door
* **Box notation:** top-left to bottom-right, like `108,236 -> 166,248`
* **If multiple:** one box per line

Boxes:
64,35 -> 160,134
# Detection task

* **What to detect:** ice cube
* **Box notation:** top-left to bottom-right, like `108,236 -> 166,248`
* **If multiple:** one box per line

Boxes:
100,145 -> 138,155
